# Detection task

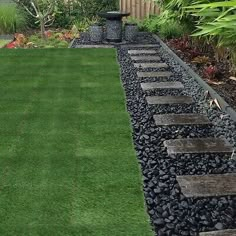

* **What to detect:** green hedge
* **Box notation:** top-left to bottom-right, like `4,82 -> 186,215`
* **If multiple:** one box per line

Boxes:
74,0 -> 119,19
54,0 -> 119,28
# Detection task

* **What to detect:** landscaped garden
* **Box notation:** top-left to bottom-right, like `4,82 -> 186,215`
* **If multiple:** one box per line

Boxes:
0,0 -> 236,235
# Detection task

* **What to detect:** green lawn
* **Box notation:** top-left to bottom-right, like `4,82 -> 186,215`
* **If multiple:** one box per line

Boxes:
0,49 -> 153,236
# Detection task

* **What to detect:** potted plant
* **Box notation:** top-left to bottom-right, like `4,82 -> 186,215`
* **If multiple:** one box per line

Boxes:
89,17 -> 104,43
124,17 -> 138,42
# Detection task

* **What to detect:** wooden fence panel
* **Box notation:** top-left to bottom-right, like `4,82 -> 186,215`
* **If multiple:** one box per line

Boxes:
120,0 -> 160,20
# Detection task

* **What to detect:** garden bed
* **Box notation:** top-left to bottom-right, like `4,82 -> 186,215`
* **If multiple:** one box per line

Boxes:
165,37 -> 236,111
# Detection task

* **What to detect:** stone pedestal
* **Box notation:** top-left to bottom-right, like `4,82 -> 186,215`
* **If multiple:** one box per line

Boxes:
89,25 -> 103,43
106,19 -> 122,42
98,12 -> 130,43
124,24 -> 138,42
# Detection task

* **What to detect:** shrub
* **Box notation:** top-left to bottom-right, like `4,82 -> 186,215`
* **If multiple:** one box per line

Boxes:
140,15 -> 161,33
46,0 -> 118,29
159,20 -> 188,39
72,18 -> 91,33
0,3 -> 26,34
53,0 -> 74,28
76,0 -> 119,20
140,11 -> 189,39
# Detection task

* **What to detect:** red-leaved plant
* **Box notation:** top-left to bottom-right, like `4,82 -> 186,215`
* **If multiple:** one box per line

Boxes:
203,65 -> 218,79
6,33 -> 27,49
169,37 -> 200,59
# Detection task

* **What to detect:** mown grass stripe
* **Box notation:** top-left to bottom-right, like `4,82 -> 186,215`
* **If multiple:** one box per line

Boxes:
0,48 -> 152,236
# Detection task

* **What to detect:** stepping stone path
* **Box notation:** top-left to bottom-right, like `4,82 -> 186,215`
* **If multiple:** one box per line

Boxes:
75,45 -> 114,48
153,113 -> 211,126
199,229 -> 236,236
164,138 -> 233,155
128,49 -> 157,55
130,55 -> 161,62
137,71 -> 172,78
146,95 -> 193,105
177,174 -> 236,197
134,62 -> 168,69
141,82 -> 184,90
127,46 -> 236,235
122,44 -> 160,48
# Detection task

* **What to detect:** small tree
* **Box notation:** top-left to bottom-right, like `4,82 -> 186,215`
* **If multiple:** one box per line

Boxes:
14,0 -> 57,39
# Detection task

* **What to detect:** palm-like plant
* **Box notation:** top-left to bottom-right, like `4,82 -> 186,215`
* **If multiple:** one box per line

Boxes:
186,0 -> 236,73
152,0 -> 200,34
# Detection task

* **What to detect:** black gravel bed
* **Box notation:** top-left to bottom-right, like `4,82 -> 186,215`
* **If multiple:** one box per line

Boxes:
116,37 -> 236,235
71,31 -> 157,47
72,32 -> 236,235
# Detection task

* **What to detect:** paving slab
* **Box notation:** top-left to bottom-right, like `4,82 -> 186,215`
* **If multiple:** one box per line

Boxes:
164,138 -> 233,155
134,63 -> 168,69
137,71 -> 172,78
146,96 -> 193,105
128,49 -> 157,55
75,45 -> 114,48
141,82 -> 184,90
200,229 -> 236,236
153,113 -> 211,126
177,174 -> 236,197
121,44 -> 159,48
131,55 -> 161,61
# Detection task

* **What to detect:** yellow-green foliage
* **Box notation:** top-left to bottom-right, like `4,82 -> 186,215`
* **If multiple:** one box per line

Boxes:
0,39 -> 11,47
187,0 -> 236,73
0,3 -> 26,34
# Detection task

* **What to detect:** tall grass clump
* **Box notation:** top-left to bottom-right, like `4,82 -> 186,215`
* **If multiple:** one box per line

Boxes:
0,3 -> 27,34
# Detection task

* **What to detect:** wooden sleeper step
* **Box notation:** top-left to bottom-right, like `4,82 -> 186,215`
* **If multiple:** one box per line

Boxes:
122,44 -> 159,48
164,138 -> 233,155
154,113 -> 211,126
128,49 -> 157,55
146,95 -> 193,105
137,71 -> 172,78
134,62 -> 168,69
130,55 -> 161,61
177,174 -> 236,197
75,45 -> 114,48
199,229 -> 236,236
141,82 -> 184,90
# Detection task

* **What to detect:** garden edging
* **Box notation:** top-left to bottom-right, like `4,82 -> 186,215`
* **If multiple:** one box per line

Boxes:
152,34 -> 236,122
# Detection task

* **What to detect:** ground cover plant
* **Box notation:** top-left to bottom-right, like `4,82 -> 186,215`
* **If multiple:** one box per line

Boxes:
0,48 -> 152,236
4,30 -> 78,48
